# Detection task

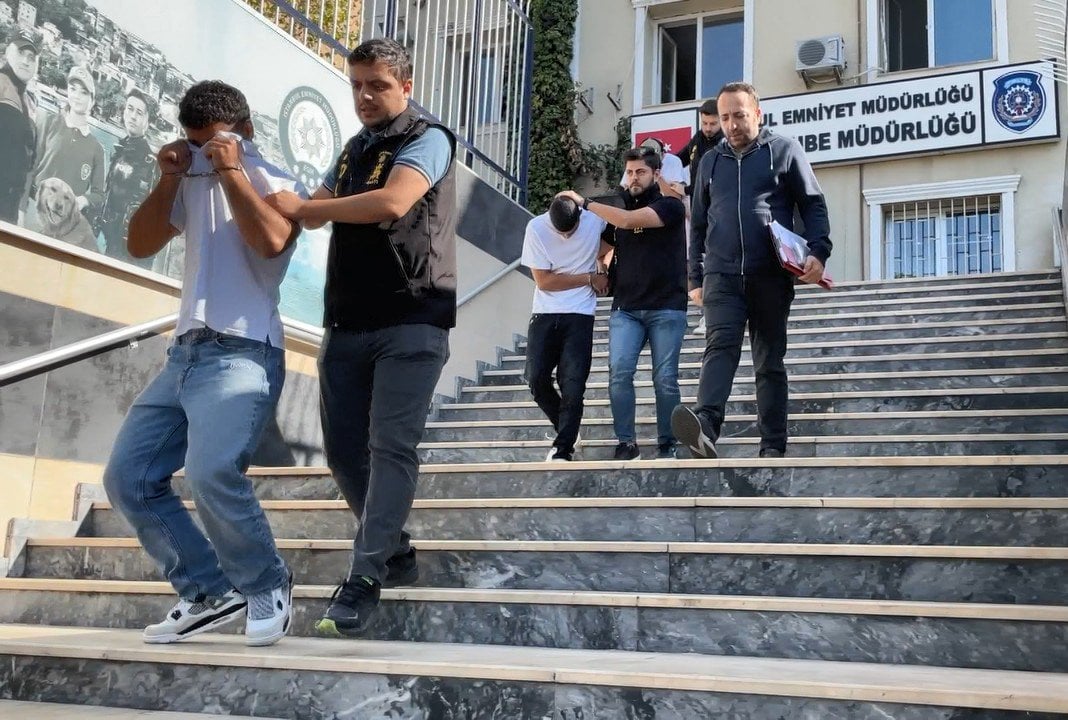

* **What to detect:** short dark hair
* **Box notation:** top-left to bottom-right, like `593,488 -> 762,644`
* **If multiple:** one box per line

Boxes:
348,37 -> 413,83
178,81 -> 250,130
717,81 -> 760,105
548,196 -> 581,233
623,146 -> 661,171
699,97 -> 718,115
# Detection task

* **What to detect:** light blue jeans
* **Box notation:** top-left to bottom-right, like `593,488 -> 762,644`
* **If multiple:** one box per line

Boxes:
608,309 -> 688,445
103,328 -> 288,600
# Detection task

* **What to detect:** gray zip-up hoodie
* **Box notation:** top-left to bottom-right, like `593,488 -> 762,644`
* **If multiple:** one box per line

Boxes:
689,128 -> 831,285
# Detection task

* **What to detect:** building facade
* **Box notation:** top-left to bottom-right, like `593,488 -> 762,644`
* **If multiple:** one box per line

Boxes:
573,0 -> 1066,282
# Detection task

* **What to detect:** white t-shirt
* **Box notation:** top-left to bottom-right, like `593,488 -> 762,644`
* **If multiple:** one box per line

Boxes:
170,133 -> 303,345
521,211 -> 605,316
619,153 -> 689,188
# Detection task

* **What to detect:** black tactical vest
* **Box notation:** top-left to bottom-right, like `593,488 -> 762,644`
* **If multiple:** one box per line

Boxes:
324,104 -> 458,331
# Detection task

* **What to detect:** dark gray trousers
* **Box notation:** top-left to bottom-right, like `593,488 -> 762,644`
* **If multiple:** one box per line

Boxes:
319,323 -> 449,583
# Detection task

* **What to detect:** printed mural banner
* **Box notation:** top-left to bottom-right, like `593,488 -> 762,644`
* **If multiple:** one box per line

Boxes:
0,0 -> 359,325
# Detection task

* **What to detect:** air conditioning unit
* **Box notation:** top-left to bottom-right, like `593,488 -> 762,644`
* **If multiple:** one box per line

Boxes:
795,35 -> 846,87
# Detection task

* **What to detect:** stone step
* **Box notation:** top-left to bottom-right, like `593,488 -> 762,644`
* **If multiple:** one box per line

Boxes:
435,387 -> 1068,422
460,367 -> 1068,404
168,456 -> 1068,502
18,537 -> 1068,603
0,700 -> 283,719
477,348 -> 1068,385
594,288 -> 1064,320
589,307 -> 1063,337
527,316 -> 1068,351
597,275 -> 1061,304
2,580 -> 1067,672
603,271 -> 1060,298
589,303 -> 1065,337
495,332 -> 1068,367
424,409 -> 1068,444
2,626 -> 1067,717
82,497 -> 1068,546
418,434 -> 1068,462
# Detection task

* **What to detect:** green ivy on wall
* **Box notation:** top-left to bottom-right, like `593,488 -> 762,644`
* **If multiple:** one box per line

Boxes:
578,116 -> 632,189
527,0 -> 583,211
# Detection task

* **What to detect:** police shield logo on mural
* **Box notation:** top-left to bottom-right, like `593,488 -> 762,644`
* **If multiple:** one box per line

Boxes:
279,86 -> 343,189
991,70 -> 1046,134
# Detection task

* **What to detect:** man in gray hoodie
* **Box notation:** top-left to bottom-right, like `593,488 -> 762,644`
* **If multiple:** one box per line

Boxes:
672,81 -> 831,460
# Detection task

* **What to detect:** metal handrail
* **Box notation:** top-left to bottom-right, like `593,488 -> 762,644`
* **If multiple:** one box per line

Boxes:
0,313 -> 179,387
0,314 -> 327,387
457,257 -> 523,308
1054,206 -> 1068,334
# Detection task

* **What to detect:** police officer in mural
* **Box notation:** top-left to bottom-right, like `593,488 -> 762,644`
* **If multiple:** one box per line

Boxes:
0,30 -> 38,223
676,97 -> 723,194
99,88 -> 159,268
266,37 -> 456,638
30,66 -> 106,223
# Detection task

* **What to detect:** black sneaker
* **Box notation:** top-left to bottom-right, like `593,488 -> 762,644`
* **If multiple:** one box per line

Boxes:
315,576 -> 381,637
613,441 -> 640,460
383,548 -> 419,588
655,443 -> 678,460
550,449 -> 573,462
671,406 -> 718,459
759,448 -> 785,458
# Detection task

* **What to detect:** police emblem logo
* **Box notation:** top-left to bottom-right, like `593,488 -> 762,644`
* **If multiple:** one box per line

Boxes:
366,151 -> 392,186
279,86 -> 343,189
80,163 -> 91,182
991,70 -> 1046,134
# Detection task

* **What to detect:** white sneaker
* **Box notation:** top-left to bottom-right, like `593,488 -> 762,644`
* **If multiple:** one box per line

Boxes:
545,446 -> 557,462
245,571 -> 294,647
143,589 -> 246,644
693,318 -> 706,336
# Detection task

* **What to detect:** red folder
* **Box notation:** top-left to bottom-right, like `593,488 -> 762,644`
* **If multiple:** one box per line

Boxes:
767,220 -> 834,290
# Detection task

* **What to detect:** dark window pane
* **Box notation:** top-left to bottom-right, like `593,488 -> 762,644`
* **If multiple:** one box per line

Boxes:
664,23 -> 697,102
934,0 -> 993,66
701,17 -> 744,98
885,0 -> 928,72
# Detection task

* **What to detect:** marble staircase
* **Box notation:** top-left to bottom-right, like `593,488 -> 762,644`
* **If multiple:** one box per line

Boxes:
1,269 -> 1067,717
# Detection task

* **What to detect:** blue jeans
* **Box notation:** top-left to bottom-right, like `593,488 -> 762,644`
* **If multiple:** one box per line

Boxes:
319,324 -> 449,584
103,328 -> 288,600
608,309 -> 688,445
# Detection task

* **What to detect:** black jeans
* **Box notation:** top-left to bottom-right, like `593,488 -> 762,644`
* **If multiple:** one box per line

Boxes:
524,313 -> 595,454
319,323 -> 450,583
695,273 -> 795,453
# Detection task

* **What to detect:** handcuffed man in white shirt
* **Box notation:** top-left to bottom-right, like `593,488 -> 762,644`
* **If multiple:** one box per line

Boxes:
102,81 -> 303,648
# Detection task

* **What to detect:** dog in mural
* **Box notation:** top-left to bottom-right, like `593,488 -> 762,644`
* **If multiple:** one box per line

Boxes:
34,177 -> 98,252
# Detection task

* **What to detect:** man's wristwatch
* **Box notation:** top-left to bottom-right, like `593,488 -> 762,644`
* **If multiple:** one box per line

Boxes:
582,197 -> 592,211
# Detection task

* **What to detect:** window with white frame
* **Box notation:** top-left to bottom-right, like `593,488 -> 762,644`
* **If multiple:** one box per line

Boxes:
885,195 -> 1002,278
880,0 -> 996,72
656,12 -> 743,105
864,176 -> 1019,280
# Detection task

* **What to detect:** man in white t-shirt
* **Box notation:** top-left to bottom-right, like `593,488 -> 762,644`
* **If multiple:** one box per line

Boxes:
101,81 -> 302,648
521,195 -> 611,461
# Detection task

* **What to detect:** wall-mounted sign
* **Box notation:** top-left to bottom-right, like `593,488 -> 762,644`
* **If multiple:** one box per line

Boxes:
629,60 -> 1060,166
760,60 -> 1060,165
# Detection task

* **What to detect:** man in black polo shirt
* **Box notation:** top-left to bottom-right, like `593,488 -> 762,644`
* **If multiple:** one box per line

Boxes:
559,147 -> 688,460
266,38 -> 455,637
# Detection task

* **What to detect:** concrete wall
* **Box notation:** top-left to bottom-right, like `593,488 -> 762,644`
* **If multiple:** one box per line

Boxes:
572,0 -> 1068,281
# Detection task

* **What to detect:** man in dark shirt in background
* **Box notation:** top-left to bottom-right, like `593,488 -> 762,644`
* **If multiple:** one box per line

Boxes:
676,97 -> 723,194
